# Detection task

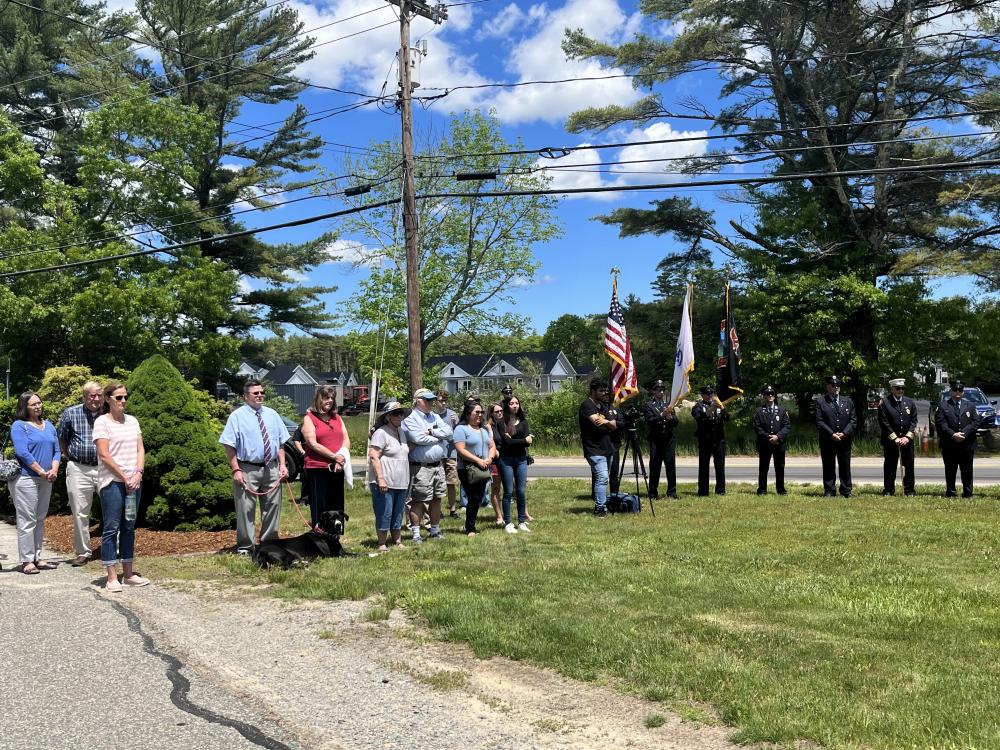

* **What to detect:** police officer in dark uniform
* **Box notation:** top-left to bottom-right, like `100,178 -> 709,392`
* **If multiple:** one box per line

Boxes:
877,377 -> 918,496
934,379 -> 982,498
752,385 -> 790,495
692,385 -> 728,496
815,375 -> 857,498
643,379 -> 678,499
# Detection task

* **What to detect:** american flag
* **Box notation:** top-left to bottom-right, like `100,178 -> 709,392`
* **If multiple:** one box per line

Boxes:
604,276 -> 638,405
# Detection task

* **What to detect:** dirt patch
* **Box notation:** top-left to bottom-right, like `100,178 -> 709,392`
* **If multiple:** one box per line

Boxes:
43,513 -> 238,557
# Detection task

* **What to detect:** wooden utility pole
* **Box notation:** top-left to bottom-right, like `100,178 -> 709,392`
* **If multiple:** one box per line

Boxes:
389,0 -> 446,394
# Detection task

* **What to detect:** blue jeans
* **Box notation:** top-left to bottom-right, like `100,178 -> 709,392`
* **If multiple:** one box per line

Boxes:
370,484 -> 407,531
587,454 -> 610,509
499,455 -> 528,524
99,482 -> 139,566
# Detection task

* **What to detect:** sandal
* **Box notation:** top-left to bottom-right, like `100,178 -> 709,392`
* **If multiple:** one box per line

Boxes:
22,563 -> 39,575
394,541 -> 406,549
34,561 -> 57,570
377,544 -> 389,552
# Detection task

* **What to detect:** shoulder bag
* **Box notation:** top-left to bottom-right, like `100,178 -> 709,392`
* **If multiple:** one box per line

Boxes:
0,432 -> 22,482
463,427 -> 492,483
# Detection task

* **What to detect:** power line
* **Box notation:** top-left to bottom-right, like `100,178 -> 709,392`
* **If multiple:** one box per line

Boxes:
5,156 -> 1000,280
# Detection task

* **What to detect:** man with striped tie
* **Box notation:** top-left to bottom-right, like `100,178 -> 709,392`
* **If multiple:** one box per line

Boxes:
220,380 -> 290,555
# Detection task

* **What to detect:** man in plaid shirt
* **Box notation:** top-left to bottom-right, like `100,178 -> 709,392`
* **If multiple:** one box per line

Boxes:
58,382 -> 106,565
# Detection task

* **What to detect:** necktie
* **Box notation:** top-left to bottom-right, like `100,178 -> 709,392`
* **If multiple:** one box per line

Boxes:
255,409 -> 273,462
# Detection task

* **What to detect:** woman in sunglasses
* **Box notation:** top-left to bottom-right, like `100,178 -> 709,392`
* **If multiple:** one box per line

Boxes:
93,382 -> 148,592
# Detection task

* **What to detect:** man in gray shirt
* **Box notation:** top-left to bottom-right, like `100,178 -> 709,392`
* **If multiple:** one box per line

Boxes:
401,388 -> 453,542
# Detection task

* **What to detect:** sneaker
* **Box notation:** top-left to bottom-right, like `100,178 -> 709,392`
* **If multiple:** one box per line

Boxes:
594,507 -> 608,518
123,574 -> 150,587
504,523 -> 518,534
411,535 -> 423,544
516,522 -> 531,532
428,529 -> 444,540
105,579 -> 123,593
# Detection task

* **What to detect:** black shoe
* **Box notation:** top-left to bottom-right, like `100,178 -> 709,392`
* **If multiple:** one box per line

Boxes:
962,493 -> 973,499
881,490 -> 895,496
904,491 -> 916,497
648,494 -> 659,500
945,491 -> 957,498
594,507 -> 608,518
756,490 -> 766,496
697,492 -> 709,497
823,492 -> 836,497
777,489 -> 787,496
666,492 -> 677,499
841,493 -> 852,499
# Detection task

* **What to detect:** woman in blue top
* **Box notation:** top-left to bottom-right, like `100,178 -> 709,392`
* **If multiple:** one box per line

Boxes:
9,391 -> 61,574
453,401 -> 496,537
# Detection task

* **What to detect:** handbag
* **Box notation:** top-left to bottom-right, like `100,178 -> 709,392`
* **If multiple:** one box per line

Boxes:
0,435 -> 21,482
463,427 -> 492,483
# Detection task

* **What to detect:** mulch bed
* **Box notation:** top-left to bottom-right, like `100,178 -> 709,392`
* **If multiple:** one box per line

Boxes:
42,513 -> 237,557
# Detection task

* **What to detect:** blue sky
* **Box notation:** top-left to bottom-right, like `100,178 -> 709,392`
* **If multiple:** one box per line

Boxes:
111,0 -> 987,333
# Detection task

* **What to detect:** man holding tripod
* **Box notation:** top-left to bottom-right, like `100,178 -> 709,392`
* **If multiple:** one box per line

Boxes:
579,378 -> 618,518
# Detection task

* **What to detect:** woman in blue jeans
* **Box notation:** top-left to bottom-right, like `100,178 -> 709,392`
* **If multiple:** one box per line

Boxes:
498,396 -> 533,534
93,381 -> 148,592
366,401 -> 410,551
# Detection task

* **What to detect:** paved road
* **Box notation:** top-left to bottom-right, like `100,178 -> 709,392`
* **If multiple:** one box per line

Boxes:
526,455 -> 1000,486
0,524 -> 302,750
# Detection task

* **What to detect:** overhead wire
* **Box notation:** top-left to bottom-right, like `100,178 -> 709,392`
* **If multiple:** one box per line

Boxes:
5,156 -> 1000,280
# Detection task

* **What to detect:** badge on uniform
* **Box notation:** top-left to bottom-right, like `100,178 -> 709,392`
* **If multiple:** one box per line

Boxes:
904,407 -> 910,414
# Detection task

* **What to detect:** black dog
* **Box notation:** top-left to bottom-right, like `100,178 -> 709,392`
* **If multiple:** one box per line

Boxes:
252,510 -> 348,569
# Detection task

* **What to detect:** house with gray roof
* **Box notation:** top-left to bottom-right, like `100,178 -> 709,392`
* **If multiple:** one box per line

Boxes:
426,350 -> 592,394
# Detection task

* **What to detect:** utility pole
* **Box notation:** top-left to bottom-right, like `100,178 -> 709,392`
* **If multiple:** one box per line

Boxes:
388,0 -> 446,394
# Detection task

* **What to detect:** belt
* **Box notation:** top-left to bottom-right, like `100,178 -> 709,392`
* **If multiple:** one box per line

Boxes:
409,460 -> 443,467
69,458 -> 98,466
239,458 -> 277,468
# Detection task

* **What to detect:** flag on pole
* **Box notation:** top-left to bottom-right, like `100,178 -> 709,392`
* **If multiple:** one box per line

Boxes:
670,283 -> 695,408
604,274 -> 639,405
716,281 -> 744,404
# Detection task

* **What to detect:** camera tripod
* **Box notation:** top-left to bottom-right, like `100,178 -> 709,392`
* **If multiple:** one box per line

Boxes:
616,426 -> 654,516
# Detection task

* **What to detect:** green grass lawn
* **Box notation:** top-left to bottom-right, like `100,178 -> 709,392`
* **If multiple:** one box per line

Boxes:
148,480 -> 1000,749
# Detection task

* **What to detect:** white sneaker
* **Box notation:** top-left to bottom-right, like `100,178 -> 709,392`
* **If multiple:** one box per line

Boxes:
517,522 -> 531,532
504,523 -> 518,534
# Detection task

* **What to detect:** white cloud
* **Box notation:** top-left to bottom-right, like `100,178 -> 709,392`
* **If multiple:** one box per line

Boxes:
291,0 -> 490,111
325,238 -> 382,267
535,122 -> 708,199
476,3 -> 527,39
484,0 -> 643,124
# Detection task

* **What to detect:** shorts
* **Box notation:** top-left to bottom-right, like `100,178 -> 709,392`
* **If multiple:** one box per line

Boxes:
407,464 -> 446,506
443,458 -> 459,486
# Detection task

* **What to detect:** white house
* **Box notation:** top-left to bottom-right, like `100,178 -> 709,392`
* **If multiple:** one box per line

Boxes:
426,351 -> 593,394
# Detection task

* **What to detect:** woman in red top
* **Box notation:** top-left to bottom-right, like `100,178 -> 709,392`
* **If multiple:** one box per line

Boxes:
301,386 -> 351,528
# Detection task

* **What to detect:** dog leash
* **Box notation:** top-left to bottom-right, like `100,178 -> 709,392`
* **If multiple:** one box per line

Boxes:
241,477 -> 317,533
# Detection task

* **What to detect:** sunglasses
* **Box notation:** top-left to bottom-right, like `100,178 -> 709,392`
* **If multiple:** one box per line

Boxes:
112,395 -> 128,402
248,391 -> 265,397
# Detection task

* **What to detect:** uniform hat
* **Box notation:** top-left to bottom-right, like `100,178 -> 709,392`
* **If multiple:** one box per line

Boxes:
500,385 -> 513,395
888,378 -> 905,388
465,392 -> 481,404
826,375 -> 841,385
949,379 -> 965,391
413,388 -> 437,401
760,384 -> 776,395
651,379 -> 665,389
699,384 -> 715,395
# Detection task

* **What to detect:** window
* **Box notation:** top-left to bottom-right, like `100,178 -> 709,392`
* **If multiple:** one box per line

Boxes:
450,367 -> 455,375
463,380 -> 471,390
517,378 -> 523,385
535,378 -> 541,388
500,364 -> 506,373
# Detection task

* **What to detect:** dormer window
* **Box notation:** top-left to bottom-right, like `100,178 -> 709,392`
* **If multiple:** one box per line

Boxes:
500,364 -> 506,373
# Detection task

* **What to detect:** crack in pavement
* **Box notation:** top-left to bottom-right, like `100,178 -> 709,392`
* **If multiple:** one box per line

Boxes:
90,588 -> 295,750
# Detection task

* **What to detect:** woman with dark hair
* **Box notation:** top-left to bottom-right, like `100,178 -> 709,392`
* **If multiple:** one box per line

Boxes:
498,395 -> 533,534
9,392 -> 60,574
301,385 -> 350,528
485,402 -> 505,526
453,401 -> 496,537
93,381 -> 147,591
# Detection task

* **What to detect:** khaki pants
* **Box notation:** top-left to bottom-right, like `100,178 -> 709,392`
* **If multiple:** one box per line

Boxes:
66,461 -> 100,556
233,460 -> 282,553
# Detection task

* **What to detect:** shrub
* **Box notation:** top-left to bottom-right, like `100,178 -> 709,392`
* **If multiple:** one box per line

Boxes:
126,355 -> 234,530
